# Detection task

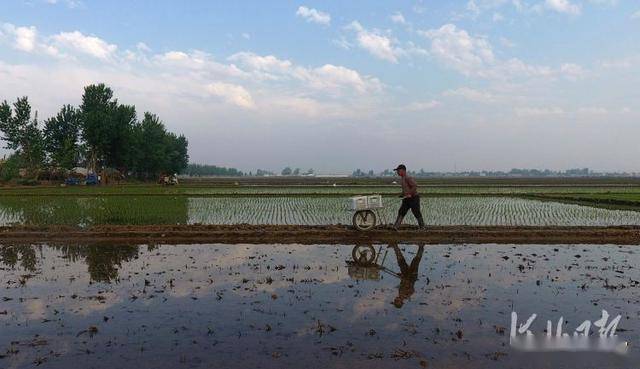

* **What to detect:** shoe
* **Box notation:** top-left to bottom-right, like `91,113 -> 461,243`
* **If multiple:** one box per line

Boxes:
393,215 -> 404,231
417,216 -> 425,230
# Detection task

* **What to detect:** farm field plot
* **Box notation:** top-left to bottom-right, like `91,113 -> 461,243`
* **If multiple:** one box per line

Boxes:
187,196 -> 640,226
1,242 -> 638,368
2,195 -> 640,227
530,193 -> 640,207
1,184 -> 640,196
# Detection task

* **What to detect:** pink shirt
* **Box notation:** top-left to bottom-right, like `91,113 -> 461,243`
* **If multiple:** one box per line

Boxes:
401,175 -> 418,197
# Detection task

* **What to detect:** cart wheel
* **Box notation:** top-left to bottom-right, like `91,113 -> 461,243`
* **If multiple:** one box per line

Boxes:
352,210 -> 377,231
352,245 -> 376,266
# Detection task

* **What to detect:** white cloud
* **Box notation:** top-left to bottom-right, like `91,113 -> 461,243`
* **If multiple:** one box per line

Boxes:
346,21 -> 403,63
52,31 -> 117,59
45,0 -> 83,8
588,0 -> 617,6
419,24 -> 495,76
631,10 -> 640,20
543,0 -> 581,15
356,30 -> 399,63
515,106 -> 565,116
206,82 -> 255,109
2,23 -> 38,52
229,52 -> 292,75
390,12 -> 406,24
444,87 -> 500,103
1,23 -> 63,57
577,107 -> 607,114
598,56 -> 637,69
405,100 -> 441,111
499,36 -> 516,48
229,52 -> 382,95
155,50 -> 248,78
560,63 -> 587,80
302,64 -> 382,95
136,42 -> 151,52
413,2 -> 427,14
420,23 -> 577,81
332,36 -> 352,50
466,0 -> 481,17
296,6 -> 331,26
492,12 -> 505,21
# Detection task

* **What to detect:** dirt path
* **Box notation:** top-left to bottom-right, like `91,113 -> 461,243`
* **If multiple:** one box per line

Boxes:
1,224 -> 639,245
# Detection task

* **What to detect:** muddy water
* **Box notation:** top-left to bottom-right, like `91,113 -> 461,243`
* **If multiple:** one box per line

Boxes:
0,243 -> 638,369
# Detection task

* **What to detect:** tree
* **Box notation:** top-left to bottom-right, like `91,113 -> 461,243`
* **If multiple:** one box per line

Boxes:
281,167 -> 292,176
105,103 -> 137,172
183,164 -> 242,177
43,104 -> 81,170
0,97 -> 45,178
131,112 -> 189,178
165,132 -> 189,174
0,154 -> 21,181
293,168 -> 300,175
2,83 -> 190,182
80,84 -> 116,172
133,112 -> 167,178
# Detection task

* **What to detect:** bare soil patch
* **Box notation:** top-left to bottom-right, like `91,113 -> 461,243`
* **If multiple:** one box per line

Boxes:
1,224 -> 639,245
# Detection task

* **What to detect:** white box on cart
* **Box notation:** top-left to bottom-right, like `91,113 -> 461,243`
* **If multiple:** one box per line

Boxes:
366,195 -> 383,208
350,196 -> 369,210
349,195 -> 383,210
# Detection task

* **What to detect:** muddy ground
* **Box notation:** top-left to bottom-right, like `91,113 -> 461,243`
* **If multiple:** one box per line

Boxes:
1,224 -> 639,245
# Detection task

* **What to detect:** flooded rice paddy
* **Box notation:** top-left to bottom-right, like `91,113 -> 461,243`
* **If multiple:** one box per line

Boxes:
1,196 -> 640,227
1,243 -> 638,368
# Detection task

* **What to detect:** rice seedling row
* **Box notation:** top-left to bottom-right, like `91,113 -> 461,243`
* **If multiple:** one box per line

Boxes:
2,196 -> 639,227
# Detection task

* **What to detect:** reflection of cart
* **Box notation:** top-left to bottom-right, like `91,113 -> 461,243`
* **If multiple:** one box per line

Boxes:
349,195 -> 388,231
346,245 -> 400,280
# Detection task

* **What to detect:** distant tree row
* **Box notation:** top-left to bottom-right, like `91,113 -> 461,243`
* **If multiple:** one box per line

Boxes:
0,83 -> 189,181
281,167 -> 314,176
351,167 -> 597,178
183,164 -> 244,177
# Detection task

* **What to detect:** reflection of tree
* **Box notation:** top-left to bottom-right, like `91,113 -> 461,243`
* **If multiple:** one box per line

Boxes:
0,244 -> 40,272
54,245 -> 139,283
0,243 -> 139,283
389,244 -> 424,308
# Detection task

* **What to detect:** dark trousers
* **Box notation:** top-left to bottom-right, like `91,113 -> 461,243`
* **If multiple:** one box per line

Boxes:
398,195 -> 423,220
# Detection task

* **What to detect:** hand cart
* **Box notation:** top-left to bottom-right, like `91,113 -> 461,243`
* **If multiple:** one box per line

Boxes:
349,195 -> 388,231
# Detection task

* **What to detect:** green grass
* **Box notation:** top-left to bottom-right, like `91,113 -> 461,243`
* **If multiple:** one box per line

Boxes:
528,193 -> 640,208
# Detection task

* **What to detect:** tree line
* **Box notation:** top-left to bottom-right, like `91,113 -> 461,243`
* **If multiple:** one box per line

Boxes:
0,83 -> 188,182
184,164 -> 244,177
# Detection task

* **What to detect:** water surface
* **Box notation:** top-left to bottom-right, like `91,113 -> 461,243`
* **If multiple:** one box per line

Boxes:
0,243 -> 638,368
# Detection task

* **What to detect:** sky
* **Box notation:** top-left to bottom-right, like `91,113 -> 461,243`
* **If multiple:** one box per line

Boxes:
0,0 -> 639,173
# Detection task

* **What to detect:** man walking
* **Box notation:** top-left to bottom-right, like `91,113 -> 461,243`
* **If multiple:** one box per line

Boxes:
393,164 -> 425,230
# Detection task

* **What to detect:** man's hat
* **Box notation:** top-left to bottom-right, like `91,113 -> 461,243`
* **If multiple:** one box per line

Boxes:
393,164 -> 406,172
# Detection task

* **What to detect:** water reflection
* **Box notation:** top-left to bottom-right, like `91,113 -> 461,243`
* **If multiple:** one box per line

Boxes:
348,244 -> 425,309
0,243 -> 139,282
0,243 -> 637,369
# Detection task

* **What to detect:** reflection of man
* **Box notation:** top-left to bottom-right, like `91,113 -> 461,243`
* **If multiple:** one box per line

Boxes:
390,244 -> 425,308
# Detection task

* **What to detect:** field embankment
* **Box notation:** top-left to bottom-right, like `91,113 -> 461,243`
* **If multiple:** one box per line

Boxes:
2,224 -> 639,245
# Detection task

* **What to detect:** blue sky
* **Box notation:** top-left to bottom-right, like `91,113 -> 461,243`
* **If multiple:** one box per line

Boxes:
1,0 -> 639,172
